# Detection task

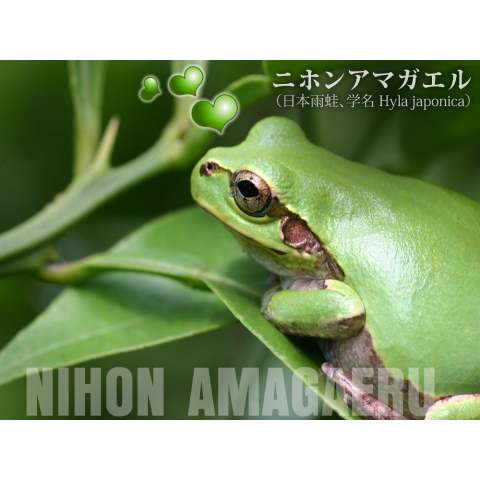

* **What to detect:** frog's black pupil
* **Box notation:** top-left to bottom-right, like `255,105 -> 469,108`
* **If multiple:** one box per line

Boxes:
238,180 -> 259,198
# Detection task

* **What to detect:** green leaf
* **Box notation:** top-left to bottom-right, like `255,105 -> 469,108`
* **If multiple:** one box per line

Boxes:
1,206 -> 360,418
69,60 -> 107,177
0,274 -> 235,386
0,207 -> 264,386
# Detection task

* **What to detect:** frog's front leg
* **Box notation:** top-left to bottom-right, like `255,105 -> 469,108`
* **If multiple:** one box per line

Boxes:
261,277 -> 365,339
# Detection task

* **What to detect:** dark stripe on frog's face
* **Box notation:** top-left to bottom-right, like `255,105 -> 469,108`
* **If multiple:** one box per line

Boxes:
194,159 -> 343,280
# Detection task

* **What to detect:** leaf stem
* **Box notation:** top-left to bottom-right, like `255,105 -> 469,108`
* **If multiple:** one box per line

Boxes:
36,254 -> 263,301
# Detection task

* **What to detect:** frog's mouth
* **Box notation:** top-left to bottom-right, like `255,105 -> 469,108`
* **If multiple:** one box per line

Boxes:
196,202 -> 288,256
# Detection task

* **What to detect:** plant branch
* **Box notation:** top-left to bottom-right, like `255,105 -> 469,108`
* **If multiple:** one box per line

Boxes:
0,72 -> 274,269
0,123 -> 213,267
69,60 -> 107,177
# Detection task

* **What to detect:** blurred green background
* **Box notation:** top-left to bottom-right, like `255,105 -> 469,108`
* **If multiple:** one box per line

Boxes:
0,60 -> 478,419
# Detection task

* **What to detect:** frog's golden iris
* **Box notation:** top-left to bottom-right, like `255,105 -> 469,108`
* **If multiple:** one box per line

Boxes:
232,170 -> 271,217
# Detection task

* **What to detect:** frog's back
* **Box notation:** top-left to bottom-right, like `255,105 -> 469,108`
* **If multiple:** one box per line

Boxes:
306,159 -> 480,398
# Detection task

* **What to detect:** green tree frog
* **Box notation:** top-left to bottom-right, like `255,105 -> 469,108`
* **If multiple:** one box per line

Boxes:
191,116 -> 480,420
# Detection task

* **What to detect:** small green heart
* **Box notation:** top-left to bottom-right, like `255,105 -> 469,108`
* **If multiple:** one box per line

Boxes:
191,94 -> 239,133
139,76 -> 161,102
169,66 -> 204,96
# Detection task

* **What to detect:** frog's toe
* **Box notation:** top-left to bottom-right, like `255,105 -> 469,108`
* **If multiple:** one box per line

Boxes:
425,394 -> 480,420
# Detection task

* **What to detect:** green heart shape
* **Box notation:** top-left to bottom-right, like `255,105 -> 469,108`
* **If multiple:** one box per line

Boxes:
169,66 -> 204,96
139,76 -> 161,102
191,94 -> 239,133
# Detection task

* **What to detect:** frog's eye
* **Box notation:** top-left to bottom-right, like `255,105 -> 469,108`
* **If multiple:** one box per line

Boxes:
233,170 -> 271,216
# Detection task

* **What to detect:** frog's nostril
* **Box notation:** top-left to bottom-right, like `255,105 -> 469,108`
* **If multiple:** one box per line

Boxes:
200,161 -> 218,176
